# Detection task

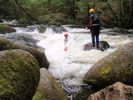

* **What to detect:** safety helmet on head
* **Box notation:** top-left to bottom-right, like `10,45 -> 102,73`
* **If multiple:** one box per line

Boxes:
64,32 -> 68,37
89,8 -> 95,14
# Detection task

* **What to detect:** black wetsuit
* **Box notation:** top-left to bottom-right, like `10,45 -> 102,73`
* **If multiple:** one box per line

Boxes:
90,13 -> 100,47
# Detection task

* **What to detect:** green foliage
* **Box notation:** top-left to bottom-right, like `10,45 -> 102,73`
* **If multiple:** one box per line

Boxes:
38,13 -> 71,25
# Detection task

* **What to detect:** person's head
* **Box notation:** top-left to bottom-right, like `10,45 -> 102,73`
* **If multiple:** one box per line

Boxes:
89,8 -> 95,14
64,32 -> 68,38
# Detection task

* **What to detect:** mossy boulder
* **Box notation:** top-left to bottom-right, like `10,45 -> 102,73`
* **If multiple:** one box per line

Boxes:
0,24 -> 16,33
0,49 -> 40,100
13,42 -> 50,69
84,41 -> 133,88
0,37 -> 49,69
33,68 -> 67,100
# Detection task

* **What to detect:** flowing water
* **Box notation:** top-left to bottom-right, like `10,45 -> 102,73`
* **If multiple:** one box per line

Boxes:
15,25 -> 133,99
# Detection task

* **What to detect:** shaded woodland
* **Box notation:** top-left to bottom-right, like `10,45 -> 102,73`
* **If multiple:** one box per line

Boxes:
0,0 -> 133,28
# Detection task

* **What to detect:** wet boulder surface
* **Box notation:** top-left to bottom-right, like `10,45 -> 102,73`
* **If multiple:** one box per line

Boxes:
84,41 -> 110,51
84,41 -> 133,88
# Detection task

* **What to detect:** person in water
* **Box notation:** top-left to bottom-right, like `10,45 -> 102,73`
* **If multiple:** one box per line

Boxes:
64,32 -> 68,45
64,32 -> 69,51
88,8 -> 100,48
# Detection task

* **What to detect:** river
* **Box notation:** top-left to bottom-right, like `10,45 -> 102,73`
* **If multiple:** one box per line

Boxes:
15,25 -> 133,99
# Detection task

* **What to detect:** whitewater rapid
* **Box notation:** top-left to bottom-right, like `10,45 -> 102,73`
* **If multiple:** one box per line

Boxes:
15,25 -> 132,94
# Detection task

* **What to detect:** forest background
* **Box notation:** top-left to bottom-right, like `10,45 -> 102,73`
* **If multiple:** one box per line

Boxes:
0,0 -> 133,28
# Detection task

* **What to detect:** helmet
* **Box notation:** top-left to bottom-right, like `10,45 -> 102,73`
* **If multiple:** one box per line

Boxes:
64,32 -> 68,37
89,8 -> 95,14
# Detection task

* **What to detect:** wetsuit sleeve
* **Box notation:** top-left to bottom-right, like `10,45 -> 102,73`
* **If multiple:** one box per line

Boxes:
89,15 -> 94,29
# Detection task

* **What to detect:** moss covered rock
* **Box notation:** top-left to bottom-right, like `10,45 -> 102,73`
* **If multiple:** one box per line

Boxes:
0,24 -> 16,33
33,68 -> 67,100
0,37 -> 50,69
84,41 -> 133,88
0,49 -> 40,100
38,13 -> 70,25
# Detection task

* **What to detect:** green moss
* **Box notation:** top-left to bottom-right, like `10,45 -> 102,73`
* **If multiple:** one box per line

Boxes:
101,66 -> 111,79
127,92 -> 133,99
38,13 -> 70,25
17,18 -> 32,25
84,79 -> 97,84
33,72 -> 67,100
0,50 -> 40,99
0,24 -> 16,33
32,91 -> 44,100
51,78 -> 67,100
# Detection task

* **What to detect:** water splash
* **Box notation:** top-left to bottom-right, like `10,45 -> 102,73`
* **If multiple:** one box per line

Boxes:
16,25 -> 133,95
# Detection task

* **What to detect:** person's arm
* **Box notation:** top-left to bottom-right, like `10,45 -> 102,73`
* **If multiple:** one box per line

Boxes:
89,18 -> 93,29
88,14 -> 93,29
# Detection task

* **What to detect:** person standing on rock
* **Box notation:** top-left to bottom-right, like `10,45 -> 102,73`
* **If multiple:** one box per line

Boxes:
88,8 -> 100,48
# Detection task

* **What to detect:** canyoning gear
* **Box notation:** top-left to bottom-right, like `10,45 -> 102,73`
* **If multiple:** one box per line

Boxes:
90,14 -> 100,27
64,32 -> 69,45
64,32 -> 68,38
89,10 -> 100,48
89,8 -> 95,14
64,38 -> 68,45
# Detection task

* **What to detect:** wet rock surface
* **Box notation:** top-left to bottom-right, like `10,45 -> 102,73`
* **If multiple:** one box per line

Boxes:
84,41 -> 110,51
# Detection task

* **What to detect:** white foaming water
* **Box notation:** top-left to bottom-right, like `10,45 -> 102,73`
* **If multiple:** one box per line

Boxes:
16,26 -> 133,93
37,26 -> 132,86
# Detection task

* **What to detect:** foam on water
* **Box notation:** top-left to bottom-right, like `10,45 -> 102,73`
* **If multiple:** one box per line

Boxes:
16,25 -> 133,94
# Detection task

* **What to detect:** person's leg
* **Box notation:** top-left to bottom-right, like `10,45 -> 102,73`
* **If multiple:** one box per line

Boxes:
91,33 -> 95,47
95,26 -> 100,48
91,27 -> 95,47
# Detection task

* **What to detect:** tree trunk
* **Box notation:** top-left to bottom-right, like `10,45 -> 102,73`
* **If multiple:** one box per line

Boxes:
70,0 -> 76,19
127,0 -> 133,28
106,0 -> 118,25
14,0 -> 39,23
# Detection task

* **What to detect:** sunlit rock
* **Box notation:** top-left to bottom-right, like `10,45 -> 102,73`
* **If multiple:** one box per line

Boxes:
0,49 -> 40,99
88,82 -> 133,100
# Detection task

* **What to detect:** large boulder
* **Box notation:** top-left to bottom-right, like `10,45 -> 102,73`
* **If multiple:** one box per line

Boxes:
33,68 -> 67,100
0,49 -> 40,100
0,37 -> 49,69
88,82 -> 133,100
84,41 -> 133,88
